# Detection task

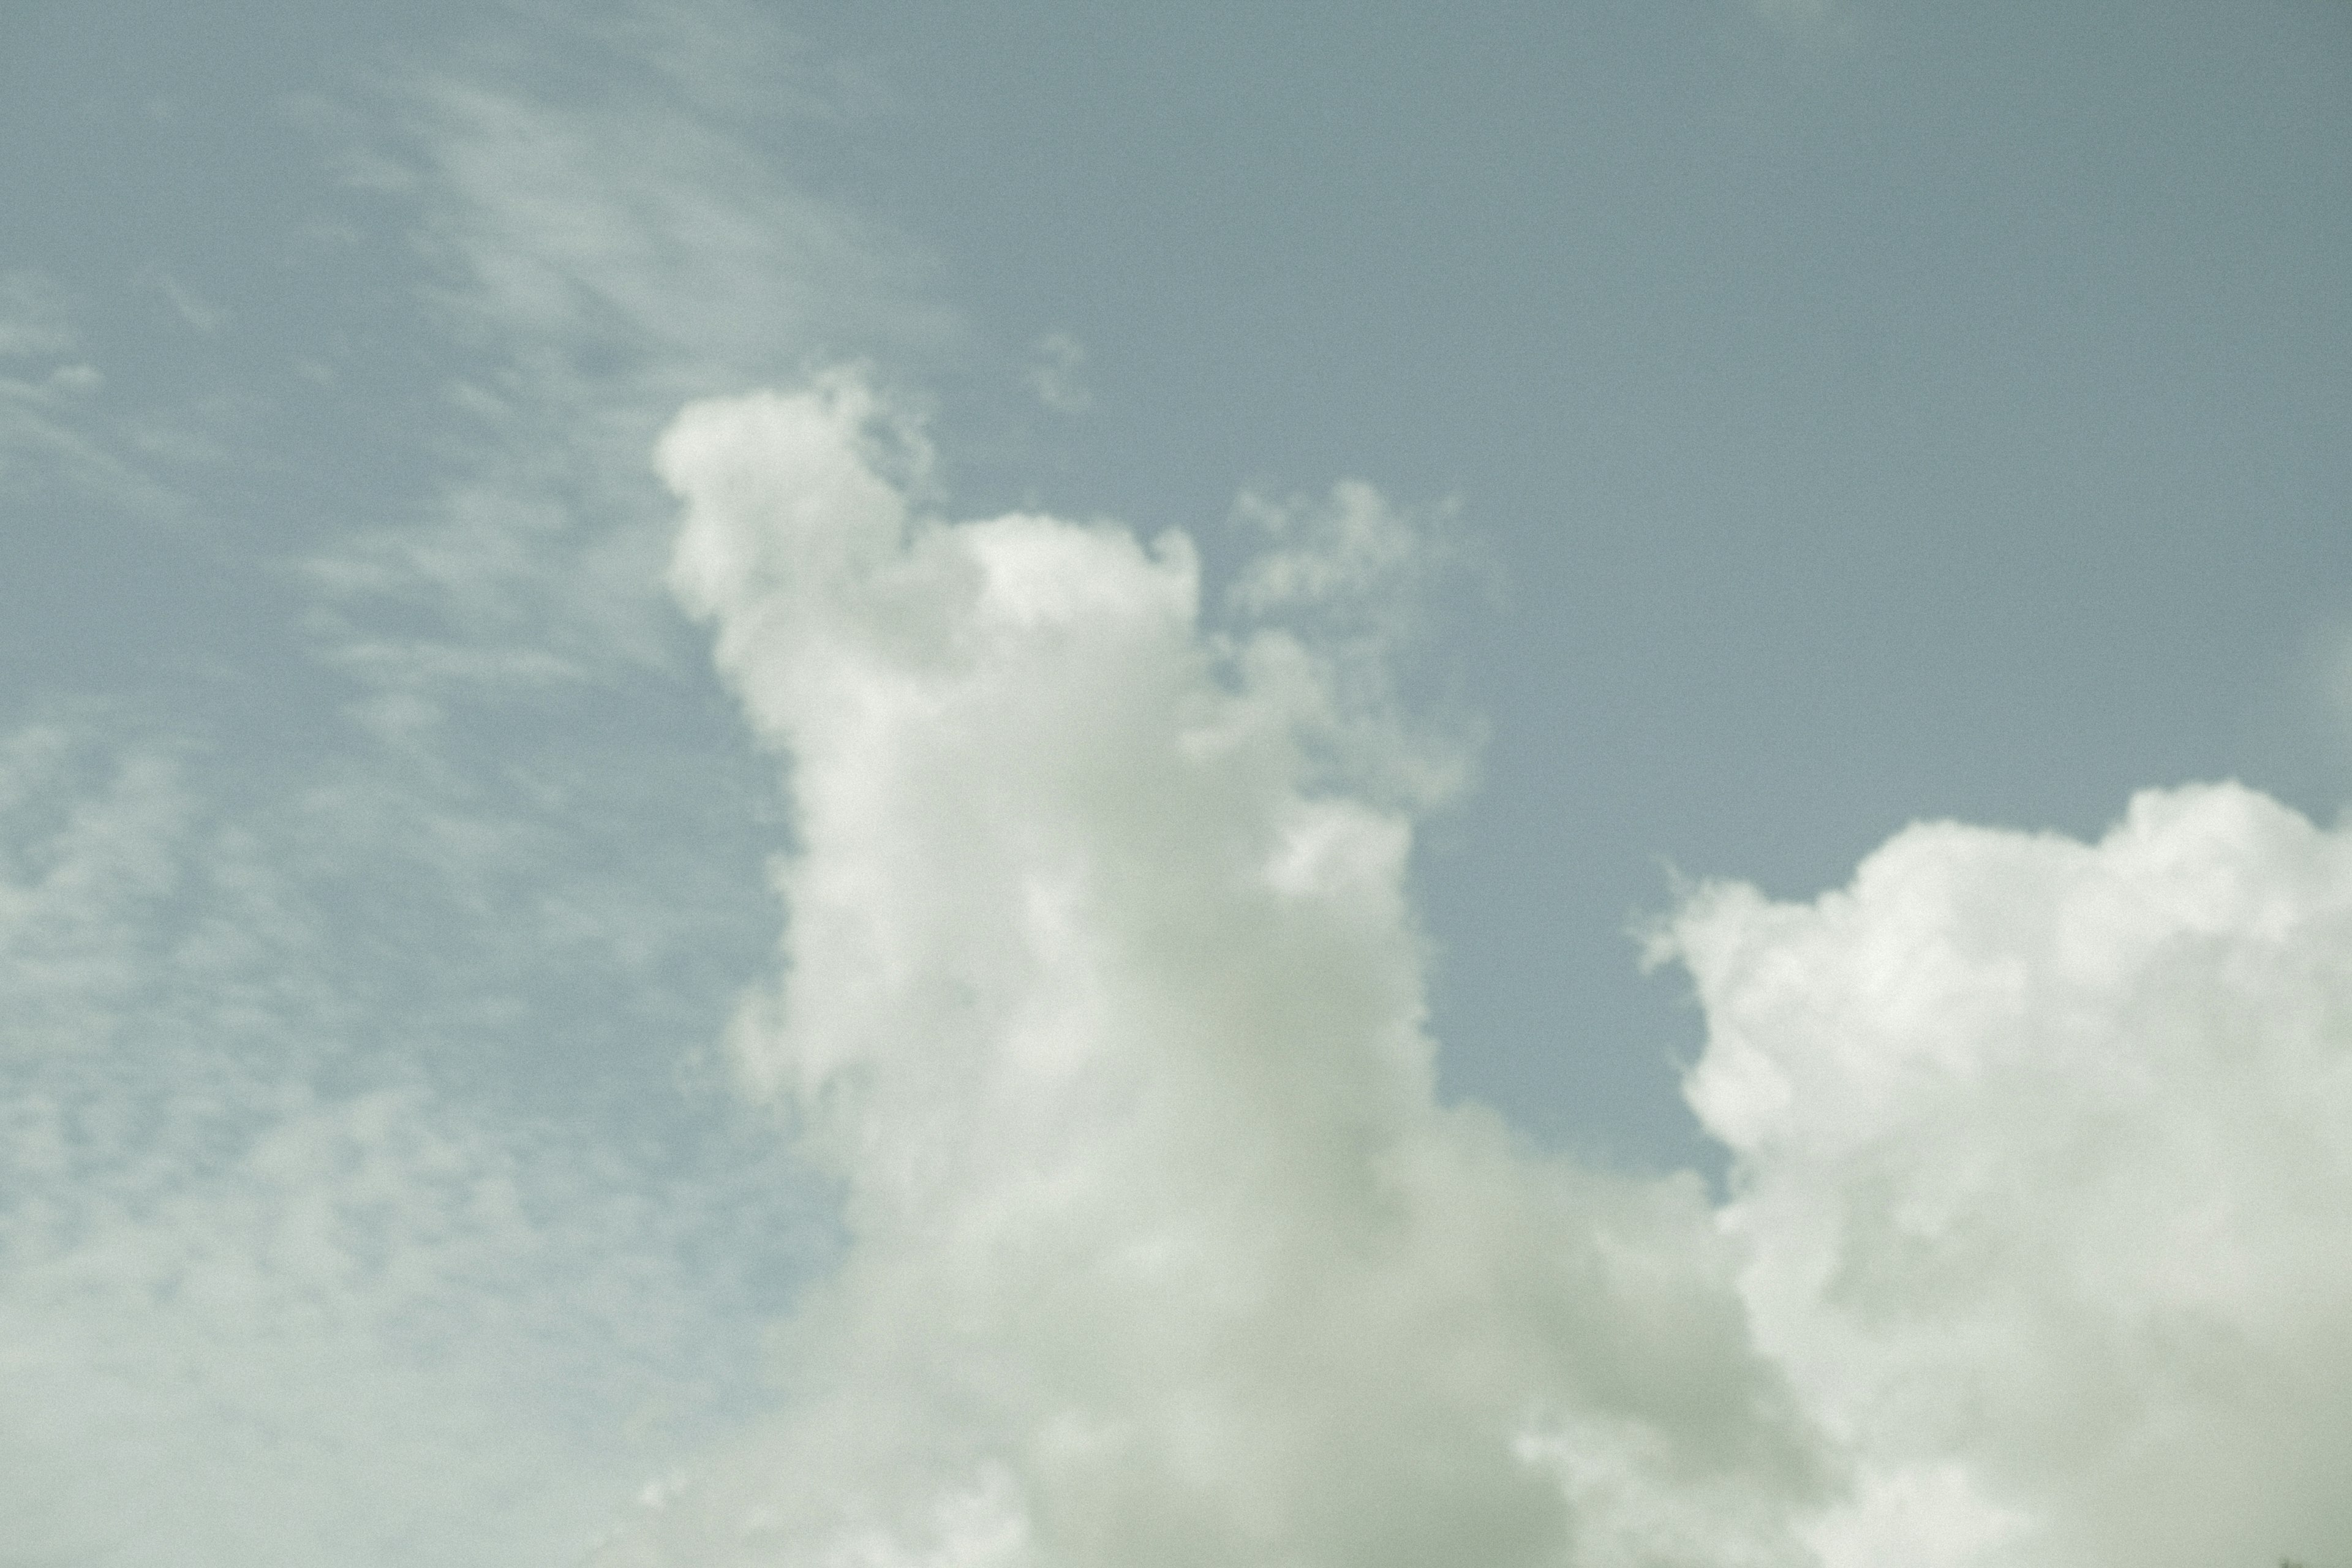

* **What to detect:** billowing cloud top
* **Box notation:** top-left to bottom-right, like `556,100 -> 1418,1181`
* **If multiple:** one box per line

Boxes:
622,371 -> 2352,1568
617,372 -> 1822,1566
1668,785 -> 2352,1568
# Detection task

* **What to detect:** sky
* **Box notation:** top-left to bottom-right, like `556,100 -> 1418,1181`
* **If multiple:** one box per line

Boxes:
3,2 -> 2351,1565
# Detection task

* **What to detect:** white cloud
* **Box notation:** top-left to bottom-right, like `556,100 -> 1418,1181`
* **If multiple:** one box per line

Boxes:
1663,783 -> 2352,1568
595,372 -> 1825,1566
17,8 -> 2337,1561
624,371 -> 2352,1567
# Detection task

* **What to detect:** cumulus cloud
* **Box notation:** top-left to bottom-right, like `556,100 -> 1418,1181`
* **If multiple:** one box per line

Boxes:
612,369 -> 2352,1567
1664,784 -> 2352,1568
592,371 -> 1825,1566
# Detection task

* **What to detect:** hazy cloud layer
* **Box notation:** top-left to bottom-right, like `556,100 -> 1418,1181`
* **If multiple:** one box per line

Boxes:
1668,785 -> 2352,1568
0,712 -> 823,1566
4,1070 -> 694,1564
1,7 -> 896,1559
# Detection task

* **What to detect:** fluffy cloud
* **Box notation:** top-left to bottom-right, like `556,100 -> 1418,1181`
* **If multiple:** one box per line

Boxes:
622,369 -> 2352,1568
1665,785 -> 2352,1568
595,372 -> 1825,1567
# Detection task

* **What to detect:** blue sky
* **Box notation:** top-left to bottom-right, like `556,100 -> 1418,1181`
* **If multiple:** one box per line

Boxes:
786,0 -> 2352,1156
5,3 -> 2352,1564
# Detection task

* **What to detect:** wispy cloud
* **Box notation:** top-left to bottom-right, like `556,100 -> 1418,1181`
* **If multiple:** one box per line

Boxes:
0,270 -> 81,361
1,1068 -> 803,1564
0,709 -> 828,1566
0,10 -> 940,1552
151,270 -> 227,337
0,272 -> 181,521
299,2 -> 951,721
1026,331 -> 1092,416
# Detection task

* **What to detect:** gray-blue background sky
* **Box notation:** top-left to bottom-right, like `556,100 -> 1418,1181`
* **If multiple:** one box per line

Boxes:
5,3 -> 2351,1560
9,0 -> 2347,1165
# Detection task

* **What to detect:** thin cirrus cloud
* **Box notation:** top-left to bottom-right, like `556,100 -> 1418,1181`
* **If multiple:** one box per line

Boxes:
299,16 -> 948,726
0,272 -> 174,522
0,713 -> 827,1566
0,9 -> 913,1562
